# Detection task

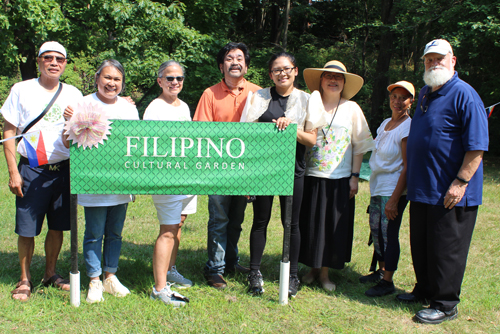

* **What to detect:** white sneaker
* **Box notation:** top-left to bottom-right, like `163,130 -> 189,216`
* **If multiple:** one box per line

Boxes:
167,266 -> 193,289
86,280 -> 104,303
103,275 -> 130,297
150,283 -> 189,308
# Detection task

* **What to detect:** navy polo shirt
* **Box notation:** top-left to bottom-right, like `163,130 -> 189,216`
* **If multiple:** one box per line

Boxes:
407,71 -> 489,206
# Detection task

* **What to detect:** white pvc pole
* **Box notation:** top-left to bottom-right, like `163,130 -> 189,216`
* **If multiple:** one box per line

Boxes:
279,261 -> 290,305
69,194 -> 80,307
279,196 -> 293,305
70,271 -> 80,307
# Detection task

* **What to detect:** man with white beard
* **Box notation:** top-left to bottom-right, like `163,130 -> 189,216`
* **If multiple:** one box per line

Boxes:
398,39 -> 489,324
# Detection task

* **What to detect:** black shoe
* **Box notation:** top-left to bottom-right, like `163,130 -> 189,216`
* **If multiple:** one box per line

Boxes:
414,306 -> 458,324
288,275 -> 300,298
205,274 -> 227,289
396,292 -> 426,304
225,263 -> 250,275
365,279 -> 395,297
359,269 -> 384,283
247,270 -> 264,295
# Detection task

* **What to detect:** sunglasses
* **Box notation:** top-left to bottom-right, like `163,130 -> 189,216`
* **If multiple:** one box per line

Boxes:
40,55 -> 66,64
420,87 -> 430,113
164,76 -> 184,82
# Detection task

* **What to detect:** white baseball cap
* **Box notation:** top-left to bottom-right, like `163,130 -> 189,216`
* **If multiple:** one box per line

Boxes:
422,39 -> 453,58
38,41 -> 67,58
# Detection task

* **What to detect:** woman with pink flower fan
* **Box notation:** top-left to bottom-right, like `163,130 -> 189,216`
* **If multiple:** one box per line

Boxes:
63,59 -> 139,304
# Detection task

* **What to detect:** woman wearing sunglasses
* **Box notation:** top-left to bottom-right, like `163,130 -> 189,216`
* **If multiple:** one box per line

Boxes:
143,60 -> 193,308
240,52 -> 324,298
63,59 -> 139,303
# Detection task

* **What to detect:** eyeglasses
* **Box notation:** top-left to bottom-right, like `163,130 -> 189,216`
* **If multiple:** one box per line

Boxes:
271,67 -> 295,75
40,55 -> 66,64
322,73 -> 344,81
164,76 -> 184,82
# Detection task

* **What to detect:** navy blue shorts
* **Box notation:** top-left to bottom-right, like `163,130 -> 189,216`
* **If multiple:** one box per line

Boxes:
15,159 -> 71,237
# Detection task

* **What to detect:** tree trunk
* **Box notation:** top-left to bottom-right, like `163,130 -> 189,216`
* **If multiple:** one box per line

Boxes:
270,2 -> 282,45
369,0 -> 395,133
254,0 -> 266,34
282,0 -> 291,50
362,0 -> 369,78
15,35 -> 37,81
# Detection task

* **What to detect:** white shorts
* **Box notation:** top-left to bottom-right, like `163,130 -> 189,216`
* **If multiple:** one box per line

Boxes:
152,195 -> 186,225
181,195 -> 197,215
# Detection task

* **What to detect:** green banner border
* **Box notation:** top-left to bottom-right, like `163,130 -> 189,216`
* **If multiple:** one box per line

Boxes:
70,120 -> 297,196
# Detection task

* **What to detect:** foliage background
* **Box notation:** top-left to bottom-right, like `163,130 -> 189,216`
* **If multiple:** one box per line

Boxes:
1,0 -> 499,152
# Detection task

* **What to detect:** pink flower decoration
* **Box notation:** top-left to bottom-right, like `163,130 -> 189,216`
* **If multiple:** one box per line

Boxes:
64,102 -> 112,149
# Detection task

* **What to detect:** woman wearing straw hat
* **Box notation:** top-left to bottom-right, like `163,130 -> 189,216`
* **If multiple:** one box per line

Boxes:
240,52 -> 325,298
359,81 -> 413,297
299,60 -> 374,291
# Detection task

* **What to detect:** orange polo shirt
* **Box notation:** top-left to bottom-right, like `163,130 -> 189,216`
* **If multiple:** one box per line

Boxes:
193,79 -> 261,122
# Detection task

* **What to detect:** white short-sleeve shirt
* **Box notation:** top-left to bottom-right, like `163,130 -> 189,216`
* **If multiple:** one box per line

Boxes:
369,117 -> 411,196
77,93 -> 140,207
1,78 -> 83,163
143,98 -> 192,204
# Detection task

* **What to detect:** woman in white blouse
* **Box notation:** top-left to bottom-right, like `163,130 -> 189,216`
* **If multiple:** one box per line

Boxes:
360,81 -> 413,297
64,59 -> 139,303
299,61 -> 374,292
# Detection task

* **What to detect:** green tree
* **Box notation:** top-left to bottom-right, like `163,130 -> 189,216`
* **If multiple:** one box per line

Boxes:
0,0 -> 215,114
0,0 -> 69,79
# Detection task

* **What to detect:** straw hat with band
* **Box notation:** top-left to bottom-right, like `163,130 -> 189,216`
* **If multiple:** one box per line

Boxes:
303,60 -> 364,100
387,81 -> 415,98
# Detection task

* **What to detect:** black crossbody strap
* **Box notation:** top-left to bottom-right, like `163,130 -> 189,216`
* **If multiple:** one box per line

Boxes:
21,82 -> 63,135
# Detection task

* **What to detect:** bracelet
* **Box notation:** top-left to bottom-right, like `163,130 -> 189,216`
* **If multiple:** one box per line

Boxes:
456,176 -> 469,184
351,173 -> 360,178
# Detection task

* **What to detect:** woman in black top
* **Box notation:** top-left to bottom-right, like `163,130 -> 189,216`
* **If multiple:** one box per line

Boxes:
240,52 -> 325,298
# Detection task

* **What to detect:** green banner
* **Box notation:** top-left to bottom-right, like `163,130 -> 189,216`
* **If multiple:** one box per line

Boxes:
70,120 -> 296,196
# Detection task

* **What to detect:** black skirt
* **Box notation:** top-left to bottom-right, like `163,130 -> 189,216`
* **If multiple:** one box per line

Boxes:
299,176 -> 355,269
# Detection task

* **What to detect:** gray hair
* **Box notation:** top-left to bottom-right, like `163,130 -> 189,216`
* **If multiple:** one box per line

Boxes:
157,60 -> 185,78
94,59 -> 126,94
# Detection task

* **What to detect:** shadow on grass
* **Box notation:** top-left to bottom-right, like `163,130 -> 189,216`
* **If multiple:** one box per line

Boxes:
0,250 -> 75,291
0,240 -> 421,313
293,263 -> 423,313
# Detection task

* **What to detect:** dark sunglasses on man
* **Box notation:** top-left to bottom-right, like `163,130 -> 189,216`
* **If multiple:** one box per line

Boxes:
39,55 -> 66,64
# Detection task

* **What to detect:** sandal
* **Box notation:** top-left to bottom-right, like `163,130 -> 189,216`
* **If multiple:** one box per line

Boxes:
42,274 -> 70,291
11,280 -> 33,302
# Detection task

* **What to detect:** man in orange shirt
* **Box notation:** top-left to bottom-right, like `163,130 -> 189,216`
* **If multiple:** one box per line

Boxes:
194,42 -> 261,289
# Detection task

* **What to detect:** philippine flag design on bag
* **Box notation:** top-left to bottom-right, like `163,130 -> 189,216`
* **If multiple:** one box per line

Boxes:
24,130 -> 48,167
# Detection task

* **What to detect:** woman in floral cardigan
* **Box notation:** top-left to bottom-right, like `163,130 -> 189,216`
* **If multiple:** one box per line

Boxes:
299,60 -> 374,292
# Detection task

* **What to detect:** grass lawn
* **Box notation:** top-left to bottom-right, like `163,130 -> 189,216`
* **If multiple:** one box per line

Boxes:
0,147 -> 499,333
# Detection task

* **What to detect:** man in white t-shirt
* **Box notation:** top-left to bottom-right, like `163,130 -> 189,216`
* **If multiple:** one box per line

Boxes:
1,41 -> 83,301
